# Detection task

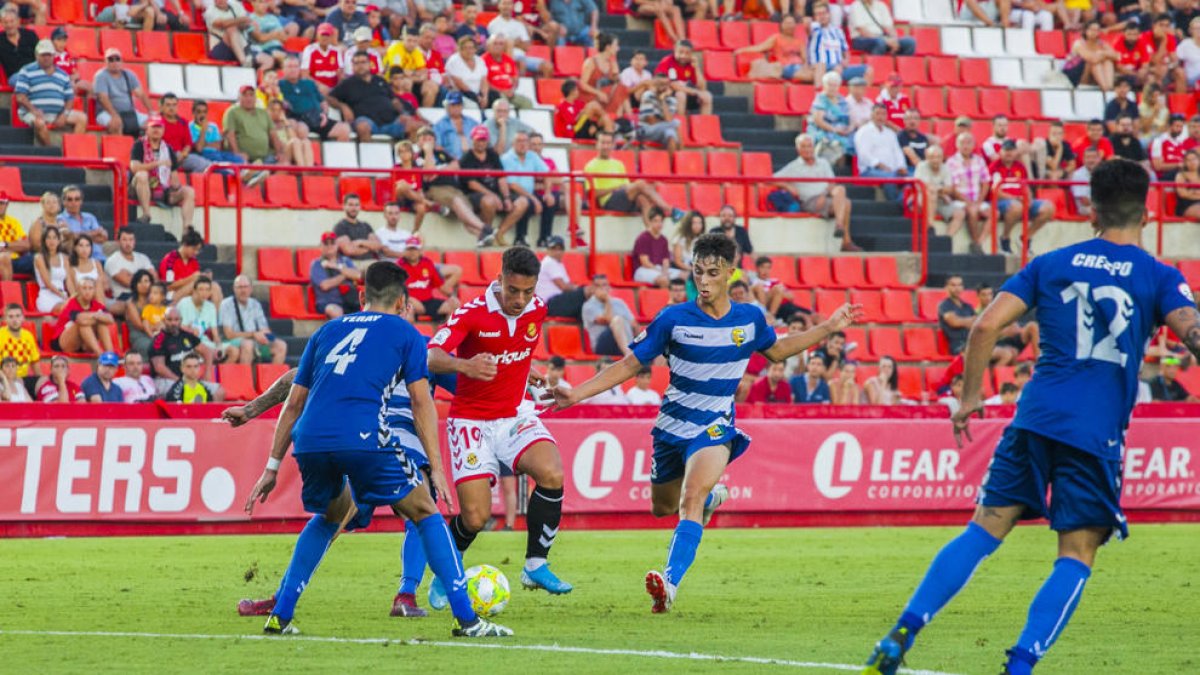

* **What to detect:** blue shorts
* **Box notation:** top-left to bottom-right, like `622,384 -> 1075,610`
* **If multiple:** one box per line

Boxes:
355,116 -> 407,139
650,424 -> 751,485
841,64 -> 870,81
998,198 -> 1050,219
979,427 -> 1128,542
295,449 -> 423,516
782,64 -> 803,79
342,446 -> 430,531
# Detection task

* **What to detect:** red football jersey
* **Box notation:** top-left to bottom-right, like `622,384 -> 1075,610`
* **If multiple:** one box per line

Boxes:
484,52 -> 518,92
989,159 -> 1028,198
879,93 -> 911,128
301,44 -> 343,90
399,256 -> 443,302
430,283 -> 546,420
54,50 -> 76,77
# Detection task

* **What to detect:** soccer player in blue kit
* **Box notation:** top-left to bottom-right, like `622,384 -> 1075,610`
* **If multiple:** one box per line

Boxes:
862,159 -> 1200,674
554,233 -> 862,612
242,262 -> 512,637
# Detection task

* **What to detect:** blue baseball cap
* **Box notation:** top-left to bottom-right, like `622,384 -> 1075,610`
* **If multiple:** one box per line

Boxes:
99,351 -> 120,367
445,91 -> 463,105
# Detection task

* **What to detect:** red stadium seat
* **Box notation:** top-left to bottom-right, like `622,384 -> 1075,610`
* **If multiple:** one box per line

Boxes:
100,135 -> 135,171
815,289 -> 847,318
338,176 -> 376,207
897,366 -> 923,400
754,82 -> 789,115
295,248 -> 322,282
562,364 -> 594,386
687,19 -> 722,51
674,150 -> 705,176
767,255 -> 800,288
480,251 -> 504,280
173,33 -> 218,64
924,364 -> 949,393
536,77 -> 566,106
719,21 -> 750,49
654,182 -> 688,211
638,287 -> 670,321
269,285 -> 323,320
257,248 -> 304,284
842,327 -> 873,361
864,55 -> 895,82
903,327 -> 940,360
66,28 -> 101,60
553,46 -> 585,77
639,149 -> 671,175
688,114 -> 738,147
881,289 -> 919,322
99,29 -> 134,60
797,257 -> 833,287
547,325 -> 596,360
1034,31 -> 1067,57
750,20 -> 780,45
444,251 -> 486,285
561,251 -> 587,281
1179,260 -> 1200,288
869,327 -> 906,361
590,252 -> 638,287
911,26 -> 940,55
831,257 -> 868,288
265,175 -> 301,207
947,88 -> 980,118
1011,90 -> 1043,119
302,175 -> 342,210
217,364 -> 256,402
980,88 -> 1011,116
690,185 -> 724,215
927,56 -> 957,85
917,288 -> 947,321
849,290 -> 887,323
865,257 -> 908,288
703,50 -> 739,81
895,56 -> 928,85
708,151 -> 739,178
137,31 -> 181,63
741,151 -> 774,179
959,59 -> 991,87
914,87 -> 947,116
786,85 -> 815,114
256,364 -> 291,394
62,133 -> 99,160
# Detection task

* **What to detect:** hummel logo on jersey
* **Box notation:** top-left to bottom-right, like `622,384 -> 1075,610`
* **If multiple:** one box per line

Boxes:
359,432 -> 371,439
479,330 -> 500,337
682,332 -> 703,339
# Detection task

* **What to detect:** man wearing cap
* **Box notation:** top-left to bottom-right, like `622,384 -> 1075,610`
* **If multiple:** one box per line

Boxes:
204,0 -> 255,67
1149,357 -> 1199,402
1151,112 -> 1189,180
855,104 -> 907,203
330,50 -> 410,141
343,26 -> 384,76
224,85 -> 275,163
0,195 -> 32,282
248,0 -> 296,70
93,47 -> 154,136
876,74 -> 912,131
82,352 -> 125,403
551,0 -> 598,48
502,130 -> 557,247
653,39 -> 711,116
130,115 -> 197,228
12,39 -> 85,145
0,7 -> 37,80
845,76 -> 873,132
302,23 -> 345,93
461,125 -> 530,247
324,0 -> 369,46
49,26 -> 89,97
848,0 -> 915,55
398,236 -> 459,318
311,231 -> 363,319
991,139 -> 1053,255
432,90 -> 481,159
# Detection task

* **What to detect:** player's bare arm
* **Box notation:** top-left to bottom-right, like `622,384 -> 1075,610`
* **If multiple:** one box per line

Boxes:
952,291 -> 1029,446
408,378 -> 453,509
245,383 -> 310,515
1165,305 -> 1200,362
222,368 -> 297,427
428,347 -> 498,381
761,303 -> 863,362
554,354 -> 642,409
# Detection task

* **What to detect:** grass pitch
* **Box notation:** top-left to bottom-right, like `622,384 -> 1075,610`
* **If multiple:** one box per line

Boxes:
0,524 -> 1196,674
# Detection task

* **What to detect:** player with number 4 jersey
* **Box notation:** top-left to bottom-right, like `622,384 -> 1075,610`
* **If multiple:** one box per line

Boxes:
427,246 -> 574,601
862,159 -> 1200,675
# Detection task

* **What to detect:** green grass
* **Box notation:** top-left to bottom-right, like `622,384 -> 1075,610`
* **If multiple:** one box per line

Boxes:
0,525 -> 1197,674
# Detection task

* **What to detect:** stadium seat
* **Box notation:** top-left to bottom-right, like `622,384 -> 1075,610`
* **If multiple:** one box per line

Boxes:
911,26 -> 941,55
99,29 -> 134,60
547,325 -> 595,360
221,67 -> 257,100
1179,260 -> 1200,288
895,56 -> 928,85
765,255 -> 800,288
881,289 -> 919,322
948,88 -> 981,118
869,327 -> 908,362
257,248 -> 304,284
184,65 -> 224,101
269,284 -> 324,320
137,31 -> 181,63
66,28 -> 101,60
914,87 -> 947,116
264,175 -> 301,208
173,33 -> 217,65
924,365 -> 949,393
338,176 -> 376,207
979,89 -> 1010,116
217,364 -> 256,402
323,142 -> 359,169
815,289 -> 847,318
719,20 -> 750,49
749,20 -> 780,45
990,57 -> 1024,88
831,257 -> 868,288
590,252 -> 638,287
638,288 -> 670,321
687,19 -> 722,51
444,251 -> 487,285
639,149 -> 671,175
255,364 -> 291,394
189,173 -> 231,208
301,175 -> 342,210
754,82 -> 789,115
741,152 -> 775,180
959,58 -> 992,87
62,133 -> 98,160
903,327 -> 940,360
688,114 -> 738,148
560,251 -> 587,281
797,257 -> 833,287
865,257 -> 907,289
535,78 -> 565,106
897,366 -> 923,400
674,150 -> 705,176
703,50 -> 739,82
841,327 -> 873,361
927,56 -> 957,85
480,251 -> 504,280
849,290 -> 887,323
0,281 -> 29,314
917,288 -> 948,321
359,142 -> 394,170
864,55 -> 895,82
786,85 -> 815,114
1034,30 -> 1066,57
553,46 -> 585,77
708,151 -> 739,178
295,248 -> 322,281
100,135 -> 135,171
691,185 -> 724,215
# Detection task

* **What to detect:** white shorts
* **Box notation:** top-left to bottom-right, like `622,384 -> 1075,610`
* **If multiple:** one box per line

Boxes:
447,413 -> 555,486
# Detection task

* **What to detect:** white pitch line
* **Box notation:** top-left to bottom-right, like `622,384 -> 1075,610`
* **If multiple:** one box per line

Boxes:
0,629 -> 959,675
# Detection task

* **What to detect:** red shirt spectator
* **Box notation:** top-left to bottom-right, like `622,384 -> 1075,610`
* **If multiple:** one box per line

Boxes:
1110,32 -> 1153,70
398,255 -> 443,302
554,98 -> 585,138
1074,136 -> 1114,160
52,296 -> 106,341
989,158 -> 1029,198
1136,30 -> 1177,61
483,52 -> 518,92
53,50 -> 76,77
301,42 -> 343,90
37,377 -> 83,403
159,249 -> 200,285
162,114 -> 192,155
655,53 -> 697,86
744,373 -> 792,403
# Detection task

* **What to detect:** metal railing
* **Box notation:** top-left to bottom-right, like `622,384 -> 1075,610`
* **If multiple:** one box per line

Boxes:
0,156 -> 127,231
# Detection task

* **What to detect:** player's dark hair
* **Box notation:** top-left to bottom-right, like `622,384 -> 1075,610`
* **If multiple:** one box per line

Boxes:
364,261 -> 409,307
548,355 -> 565,368
1091,158 -> 1149,231
692,232 -> 736,266
668,278 -> 686,288
561,79 -> 578,97
502,245 -> 541,278
830,330 -> 846,340
194,276 -> 212,289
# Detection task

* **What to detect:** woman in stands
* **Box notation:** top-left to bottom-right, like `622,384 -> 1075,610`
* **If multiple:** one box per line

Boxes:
865,355 -> 904,405
124,269 -> 157,356
1062,20 -> 1118,92
0,356 -> 31,402
579,33 -> 631,118
266,99 -> 315,167
632,0 -> 684,45
1138,82 -> 1169,146
68,236 -> 110,309
832,361 -> 864,405
34,226 -> 72,316
808,71 -> 855,165
445,35 -> 495,113
1174,150 -> 1200,221
670,211 -> 704,275
734,15 -> 816,83
27,190 -> 61,253
393,139 -> 440,233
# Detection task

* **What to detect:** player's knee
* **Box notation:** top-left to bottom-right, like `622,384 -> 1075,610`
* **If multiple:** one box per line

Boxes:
650,500 -> 677,517
459,505 -> 490,533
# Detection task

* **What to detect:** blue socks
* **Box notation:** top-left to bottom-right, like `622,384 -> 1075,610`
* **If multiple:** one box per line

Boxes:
664,519 -> 704,587
415,513 -> 476,623
273,515 -> 340,621
398,519 -> 427,596
897,522 -> 1002,640
1006,557 -> 1092,674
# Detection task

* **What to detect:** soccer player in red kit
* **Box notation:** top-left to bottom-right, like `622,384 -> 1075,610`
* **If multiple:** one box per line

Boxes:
427,246 -> 573,604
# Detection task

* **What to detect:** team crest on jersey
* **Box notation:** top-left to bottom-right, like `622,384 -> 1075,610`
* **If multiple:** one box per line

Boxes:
525,323 -> 539,342
706,424 -> 725,440
465,452 -> 480,469
731,327 -> 747,347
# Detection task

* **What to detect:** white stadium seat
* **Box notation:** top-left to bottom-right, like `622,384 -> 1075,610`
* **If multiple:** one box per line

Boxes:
220,67 -> 257,100
972,28 -> 1005,57
516,77 -> 537,106
322,141 -> 359,169
1073,90 -> 1106,121
1041,90 -> 1076,120
518,108 -> 556,140
990,58 -> 1024,88
940,26 -> 973,56
924,0 -> 956,23
147,63 -> 184,97
183,65 -> 224,101
359,142 -> 395,170
893,0 -> 923,23
1021,58 -> 1054,86
1004,28 -> 1037,57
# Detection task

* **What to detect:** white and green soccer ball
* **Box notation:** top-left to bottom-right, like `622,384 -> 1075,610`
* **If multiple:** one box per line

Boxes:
465,564 -> 510,617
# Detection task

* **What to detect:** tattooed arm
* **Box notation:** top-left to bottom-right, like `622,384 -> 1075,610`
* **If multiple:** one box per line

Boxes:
220,368 -> 297,427
1166,305 -> 1200,362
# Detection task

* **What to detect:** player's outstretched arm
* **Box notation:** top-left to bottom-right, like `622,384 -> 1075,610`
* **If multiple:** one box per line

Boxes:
428,347 -> 497,381
554,354 -> 642,409
245,383 -> 310,515
1166,305 -> 1200,362
761,303 -> 864,363
952,292 -> 1028,446
221,367 -> 297,427
408,378 -> 453,509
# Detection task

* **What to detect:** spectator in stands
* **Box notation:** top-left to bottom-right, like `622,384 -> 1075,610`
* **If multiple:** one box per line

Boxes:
445,35 -> 495,112
855,104 -> 907,203
790,356 -> 831,404
416,0 -> 455,26
52,277 -> 115,356
580,33 -> 629,116
414,126 -> 495,244
105,229 -> 155,317
205,0 -> 256,66
554,78 -> 616,141
36,355 -> 83,403
0,8 -> 37,80
94,48 -> 153,136
1179,17 -> 1200,88
267,99 -> 316,167
484,99 -> 533,155
877,75 -> 912,132
710,205 -> 754,260
502,131 -> 557,247
68,237 -> 109,310
114,350 -> 156,402
141,282 -> 168,337
1112,114 -> 1150,168
188,101 -> 247,169
220,275 -> 287,366
583,274 -> 637,356
1075,118 -> 1115,159
0,304 -> 37,380
1149,356 -> 1198,401
451,3 -> 487,47
979,283 -> 1040,365
551,0 -> 598,47
310,231 -> 363,319
865,355 -> 902,404
124,269 -> 156,355
832,362 -> 863,405
947,133 -> 992,253
49,27 -> 89,97
325,0 -> 369,45
398,235 -> 459,318
82,351 -> 124,403
13,40 -> 85,146
537,235 -> 587,318
482,38 -> 532,112
1009,0 -> 1058,30
488,0 -> 551,76
159,228 -> 210,303
1032,120 -> 1077,181
158,94 -> 210,174
808,71 -> 855,166
1070,146 -> 1100,215
224,85 -> 276,167
29,191 -> 60,253
844,77 -> 874,131
179,276 -> 237,367
331,195 -> 383,262
750,256 -> 806,326
582,357 -> 630,404
744,361 -> 791,404
668,276 -> 687,305
1103,76 -> 1139,136
735,15 -> 815,83
655,39 -> 712,116
624,366 -> 663,405
981,114 -> 1030,171
0,356 -> 31,402
938,275 -> 975,356
329,51 -> 409,142
390,141 -> 440,235
584,131 -> 684,227
631,208 -> 683,287
985,381 -> 1021,406
461,126 -> 530,247
771,134 -> 860,252
301,23 -> 343,93
728,280 -> 769,320
896,109 -> 929,171
163,351 -> 216,403
1151,112 -> 1188,179
1138,82 -> 1169,144
0,194 -> 31,282
1145,12 -> 1188,93
34,225 -> 71,315
248,0 -> 295,71
917,145 -> 968,245
671,211 -> 704,273
632,0 -> 684,44
432,91 -> 480,159
420,19 -> 452,70
1174,149 -> 1200,220
808,2 -> 871,83
848,0 -> 915,55
1064,21 -> 1118,91
620,51 -> 654,107
280,56 -> 352,141
811,330 -> 847,371
939,116 -> 972,156
992,139 -> 1054,253
57,186 -> 106,263
938,374 -> 964,414
131,115 -> 198,229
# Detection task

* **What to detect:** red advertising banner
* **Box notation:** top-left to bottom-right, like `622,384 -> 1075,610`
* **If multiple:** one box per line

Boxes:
1,414 -> 1197,526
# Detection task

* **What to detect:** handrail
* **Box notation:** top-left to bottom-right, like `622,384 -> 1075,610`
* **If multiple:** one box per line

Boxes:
0,156 -> 127,231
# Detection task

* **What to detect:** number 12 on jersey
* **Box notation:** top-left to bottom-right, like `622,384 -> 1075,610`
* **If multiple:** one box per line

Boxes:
325,328 -> 367,375
1061,282 -> 1134,367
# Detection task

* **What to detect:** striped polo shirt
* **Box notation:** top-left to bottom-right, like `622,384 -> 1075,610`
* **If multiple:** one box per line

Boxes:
12,63 -> 72,117
807,23 -> 849,69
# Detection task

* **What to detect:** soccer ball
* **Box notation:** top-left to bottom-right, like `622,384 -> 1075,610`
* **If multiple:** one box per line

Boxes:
465,564 -> 510,616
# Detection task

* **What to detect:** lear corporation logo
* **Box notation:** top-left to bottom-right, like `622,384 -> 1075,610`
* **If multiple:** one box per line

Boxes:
813,432 -> 863,499
572,431 -> 625,500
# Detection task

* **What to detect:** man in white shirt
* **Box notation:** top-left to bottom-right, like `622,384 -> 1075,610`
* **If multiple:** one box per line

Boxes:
537,235 -> 587,318
374,202 -> 412,258
487,0 -> 552,76
854,103 -> 908,203
114,350 -> 157,403
619,51 -> 653,104
624,366 -> 662,405
1070,146 -> 1099,216
104,227 -> 156,315
848,0 -> 915,55
845,77 -> 873,132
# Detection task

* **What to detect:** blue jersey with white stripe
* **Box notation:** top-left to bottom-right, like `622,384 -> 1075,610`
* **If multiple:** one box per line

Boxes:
631,302 -> 777,446
382,338 -> 458,457
293,312 -> 429,454
1002,238 -> 1194,460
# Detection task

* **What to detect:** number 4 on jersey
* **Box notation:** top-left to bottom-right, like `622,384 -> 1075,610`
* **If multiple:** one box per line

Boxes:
1061,282 -> 1134,366
325,328 -> 367,375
